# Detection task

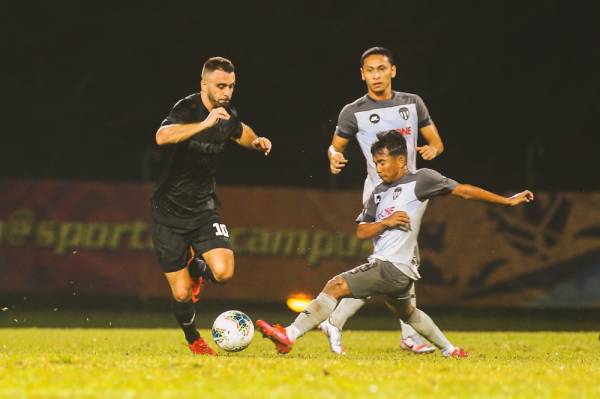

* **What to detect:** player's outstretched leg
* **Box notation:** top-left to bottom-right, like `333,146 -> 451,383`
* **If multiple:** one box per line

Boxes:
319,298 -> 365,355
258,277 -> 346,354
386,297 -> 467,358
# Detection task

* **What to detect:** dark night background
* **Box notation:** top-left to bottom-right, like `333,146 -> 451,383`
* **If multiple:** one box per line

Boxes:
3,0 -> 599,192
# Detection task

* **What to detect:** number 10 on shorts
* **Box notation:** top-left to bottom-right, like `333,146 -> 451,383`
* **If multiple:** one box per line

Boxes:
213,223 -> 229,237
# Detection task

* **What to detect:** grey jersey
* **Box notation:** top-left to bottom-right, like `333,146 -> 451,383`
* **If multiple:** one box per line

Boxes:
357,169 -> 458,280
336,91 -> 433,202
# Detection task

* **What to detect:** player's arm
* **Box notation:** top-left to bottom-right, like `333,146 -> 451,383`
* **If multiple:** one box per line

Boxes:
233,123 -> 272,155
356,211 -> 411,240
417,123 -> 444,161
451,184 -> 534,206
155,107 -> 230,146
328,134 -> 350,174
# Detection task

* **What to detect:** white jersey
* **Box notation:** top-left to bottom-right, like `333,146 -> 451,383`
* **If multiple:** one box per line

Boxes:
335,91 -> 433,204
357,169 -> 458,279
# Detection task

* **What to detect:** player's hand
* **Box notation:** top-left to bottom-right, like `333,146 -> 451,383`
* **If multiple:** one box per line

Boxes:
252,137 -> 272,156
506,190 -> 534,206
417,145 -> 439,161
204,107 -> 230,128
330,152 -> 348,174
382,211 -> 411,231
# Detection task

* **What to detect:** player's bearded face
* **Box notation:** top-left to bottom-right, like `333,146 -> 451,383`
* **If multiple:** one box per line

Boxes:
361,55 -> 396,95
374,149 -> 406,183
203,70 -> 236,108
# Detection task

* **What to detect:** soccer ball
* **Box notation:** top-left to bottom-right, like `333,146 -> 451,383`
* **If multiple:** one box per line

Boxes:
211,310 -> 254,352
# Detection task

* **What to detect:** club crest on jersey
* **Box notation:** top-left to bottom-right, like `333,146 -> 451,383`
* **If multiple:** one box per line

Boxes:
393,187 -> 402,200
399,107 -> 410,120
369,114 -> 380,124
374,194 -> 382,204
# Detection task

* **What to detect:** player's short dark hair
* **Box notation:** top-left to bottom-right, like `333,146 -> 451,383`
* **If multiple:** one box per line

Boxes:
371,131 -> 407,157
360,47 -> 395,67
202,56 -> 235,76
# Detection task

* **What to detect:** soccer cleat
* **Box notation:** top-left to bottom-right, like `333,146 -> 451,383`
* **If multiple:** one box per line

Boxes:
400,337 -> 436,354
188,337 -> 217,356
256,320 -> 294,354
319,320 -> 346,355
190,276 -> 205,304
442,347 -> 468,358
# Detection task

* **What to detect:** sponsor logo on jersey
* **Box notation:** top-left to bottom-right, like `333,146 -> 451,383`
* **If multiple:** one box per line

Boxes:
394,127 -> 412,136
189,141 -> 226,154
377,206 -> 396,220
369,114 -> 380,124
399,107 -> 410,120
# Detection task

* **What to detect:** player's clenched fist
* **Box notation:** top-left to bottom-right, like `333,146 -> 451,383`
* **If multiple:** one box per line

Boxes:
507,190 -> 534,206
251,137 -> 272,156
204,107 -> 231,128
381,211 -> 411,231
417,145 -> 439,161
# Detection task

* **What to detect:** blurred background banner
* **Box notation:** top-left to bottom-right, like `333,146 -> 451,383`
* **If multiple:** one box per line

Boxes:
1,180 -> 599,307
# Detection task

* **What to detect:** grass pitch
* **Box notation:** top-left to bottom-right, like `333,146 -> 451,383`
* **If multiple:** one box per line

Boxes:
1,328 -> 599,399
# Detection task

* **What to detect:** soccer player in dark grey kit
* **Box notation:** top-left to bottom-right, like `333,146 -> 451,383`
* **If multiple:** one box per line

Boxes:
257,131 -> 533,357
323,46 -> 445,354
151,57 -> 272,355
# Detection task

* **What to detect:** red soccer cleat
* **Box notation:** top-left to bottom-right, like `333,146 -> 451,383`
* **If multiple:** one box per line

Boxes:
188,337 -> 217,356
443,347 -> 468,358
191,276 -> 205,304
256,320 -> 294,354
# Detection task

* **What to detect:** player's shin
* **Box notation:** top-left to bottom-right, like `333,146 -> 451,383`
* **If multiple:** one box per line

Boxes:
404,308 -> 453,352
329,298 -> 366,330
287,293 -> 338,341
172,299 -> 200,343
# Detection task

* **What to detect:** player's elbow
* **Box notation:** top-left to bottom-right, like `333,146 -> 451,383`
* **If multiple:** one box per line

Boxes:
155,127 -> 171,146
452,184 -> 473,199
355,226 -> 370,240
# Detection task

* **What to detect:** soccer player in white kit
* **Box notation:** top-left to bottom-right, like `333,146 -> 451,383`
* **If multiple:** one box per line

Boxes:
323,47 -> 445,354
256,131 -> 534,357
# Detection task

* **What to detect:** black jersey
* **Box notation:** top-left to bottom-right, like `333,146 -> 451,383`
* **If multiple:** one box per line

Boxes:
151,93 -> 243,229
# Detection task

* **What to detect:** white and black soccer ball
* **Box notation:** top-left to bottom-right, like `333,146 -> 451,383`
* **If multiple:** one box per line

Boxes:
211,310 -> 254,352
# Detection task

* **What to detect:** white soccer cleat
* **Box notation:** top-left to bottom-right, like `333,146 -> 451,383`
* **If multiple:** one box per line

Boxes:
319,320 -> 346,355
400,337 -> 436,354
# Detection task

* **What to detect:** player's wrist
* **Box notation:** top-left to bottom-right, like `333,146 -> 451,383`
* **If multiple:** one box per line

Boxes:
328,145 -> 340,159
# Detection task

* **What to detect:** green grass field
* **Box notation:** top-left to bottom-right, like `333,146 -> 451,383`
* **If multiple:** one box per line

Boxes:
2,328 -> 599,399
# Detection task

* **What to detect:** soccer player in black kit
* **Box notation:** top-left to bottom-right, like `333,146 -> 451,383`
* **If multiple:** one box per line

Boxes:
151,57 -> 272,355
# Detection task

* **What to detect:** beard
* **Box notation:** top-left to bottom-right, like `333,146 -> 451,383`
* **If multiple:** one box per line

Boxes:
207,92 -> 230,108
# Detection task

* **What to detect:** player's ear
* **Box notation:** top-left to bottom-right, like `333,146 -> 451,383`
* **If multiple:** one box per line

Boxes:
391,65 -> 397,79
200,79 -> 207,92
360,67 -> 366,81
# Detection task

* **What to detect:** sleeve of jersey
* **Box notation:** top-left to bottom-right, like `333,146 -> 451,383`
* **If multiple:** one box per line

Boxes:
226,108 -> 243,139
160,98 -> 195,127
335,105 -> 358,138
414,169 -> 458,201
415,95 -> 433,129
355,195 -> 377,223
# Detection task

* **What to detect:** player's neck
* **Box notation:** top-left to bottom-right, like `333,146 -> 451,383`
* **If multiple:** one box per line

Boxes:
367,88 -> 394,101
200,92 -> 215,111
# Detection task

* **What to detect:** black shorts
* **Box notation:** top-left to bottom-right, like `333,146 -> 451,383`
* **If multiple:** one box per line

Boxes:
151,209 -> 232,273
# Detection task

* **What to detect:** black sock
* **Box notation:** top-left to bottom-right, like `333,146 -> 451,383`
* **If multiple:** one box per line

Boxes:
191,256 -> 218,283
172,299 -> 200,344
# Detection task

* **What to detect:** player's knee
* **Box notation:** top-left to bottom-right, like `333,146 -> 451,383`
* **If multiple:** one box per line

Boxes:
323,275 -> 348,299
172,286 -> 192,302
212,267 -> 234,283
